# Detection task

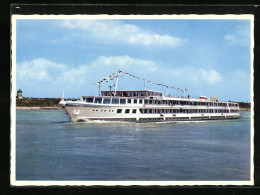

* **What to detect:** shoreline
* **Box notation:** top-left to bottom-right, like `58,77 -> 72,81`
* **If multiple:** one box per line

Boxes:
16,106 -> 61,110
240,108 -> 251,111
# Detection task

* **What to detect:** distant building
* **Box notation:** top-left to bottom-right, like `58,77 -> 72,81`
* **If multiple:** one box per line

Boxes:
17,89 -> 23,99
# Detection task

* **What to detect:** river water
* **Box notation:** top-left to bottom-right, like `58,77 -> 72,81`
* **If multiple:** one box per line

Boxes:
16,110 -> 251,181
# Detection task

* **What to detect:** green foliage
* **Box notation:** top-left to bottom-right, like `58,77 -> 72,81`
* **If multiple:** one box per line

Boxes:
16,98 -> 61,107
238,102 -> 250,108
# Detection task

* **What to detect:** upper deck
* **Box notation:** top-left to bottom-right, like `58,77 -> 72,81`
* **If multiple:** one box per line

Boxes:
101,90 -> 163,97
79,90 -> 239,108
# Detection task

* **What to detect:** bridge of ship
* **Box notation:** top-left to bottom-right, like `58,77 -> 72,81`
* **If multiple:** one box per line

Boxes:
100,90 -> 163,97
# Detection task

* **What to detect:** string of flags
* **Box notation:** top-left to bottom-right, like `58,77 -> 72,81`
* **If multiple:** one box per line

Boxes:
93,71 -> 122,86
93,70 -> 187,92
123,71 -> 187,92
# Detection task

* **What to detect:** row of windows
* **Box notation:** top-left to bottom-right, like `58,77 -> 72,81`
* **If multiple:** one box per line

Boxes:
101,91 -> 162,97
116,109 -> 137,114
92,109 -> 137,114
92,109 -> 114,112
91,109 -> 137,114
83,97 -> 238,107
127,115 -> 232,122
139,109 -> 239,114
139,117 -> 190,122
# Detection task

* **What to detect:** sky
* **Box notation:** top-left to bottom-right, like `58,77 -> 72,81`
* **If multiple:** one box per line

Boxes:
15,18 -> 252,102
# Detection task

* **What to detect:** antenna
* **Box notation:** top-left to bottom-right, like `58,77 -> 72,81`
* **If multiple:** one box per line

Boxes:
182,89 -> 187,98
108,85 -> 113,91
97,82 -> 102,96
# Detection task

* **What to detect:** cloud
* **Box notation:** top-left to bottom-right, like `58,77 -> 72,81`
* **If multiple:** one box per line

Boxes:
167,67 -> 221,87
60,20 -> 186,47
16,56 -> 159,97
17,58 -> 66,81
224,34 -> 237,44
224,24 -> 251,46
92,55 -> 158,72
16,56 -> 223,98
199,69 -> 222,84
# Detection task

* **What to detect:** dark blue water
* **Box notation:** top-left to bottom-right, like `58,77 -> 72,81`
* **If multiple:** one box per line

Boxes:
16,110 -> 251,181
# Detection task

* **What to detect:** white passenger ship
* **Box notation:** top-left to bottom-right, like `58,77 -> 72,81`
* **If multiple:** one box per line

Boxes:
59,71 -> 240,123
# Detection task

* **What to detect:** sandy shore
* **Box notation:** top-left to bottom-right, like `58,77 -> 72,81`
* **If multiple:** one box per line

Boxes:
16,106 -> 61,110
240,108 -> 251,111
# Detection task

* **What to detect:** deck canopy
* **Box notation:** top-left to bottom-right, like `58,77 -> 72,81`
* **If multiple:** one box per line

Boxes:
101,90 -> 163,97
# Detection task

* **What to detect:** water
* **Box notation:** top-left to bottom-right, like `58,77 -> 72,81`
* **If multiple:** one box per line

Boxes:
16,110 -> 251,181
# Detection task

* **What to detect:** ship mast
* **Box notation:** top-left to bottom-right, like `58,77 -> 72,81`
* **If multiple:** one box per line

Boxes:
97,81 -> 101,96
114,70 -> 120,96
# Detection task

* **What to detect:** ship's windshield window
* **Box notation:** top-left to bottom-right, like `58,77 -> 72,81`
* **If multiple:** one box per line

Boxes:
125,109 -> 130,113
94,98 -> 102,104
117,109 -> 122,113
132,109 -> 137,114
103,98 -> 111,104
112,99 -> 119,104
139,99 -> 143,104
149,100 -> 153,104
134,99 -> 137,104
127,99 -> 131,104
144,100 -> 148,104
120,99 -> 126,104
85,98 -> 94,103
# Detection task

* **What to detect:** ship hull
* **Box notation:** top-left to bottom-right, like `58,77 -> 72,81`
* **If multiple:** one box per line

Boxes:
64,105 -> 240,123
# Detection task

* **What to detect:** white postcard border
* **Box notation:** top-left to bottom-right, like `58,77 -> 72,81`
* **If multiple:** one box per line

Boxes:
11,14 -> 254,186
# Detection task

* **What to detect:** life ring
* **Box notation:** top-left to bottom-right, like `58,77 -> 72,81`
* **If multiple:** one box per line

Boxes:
73,109 -> 80,115
143,104 -> 146,107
